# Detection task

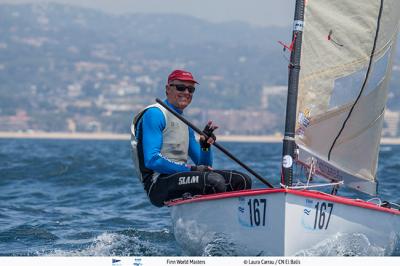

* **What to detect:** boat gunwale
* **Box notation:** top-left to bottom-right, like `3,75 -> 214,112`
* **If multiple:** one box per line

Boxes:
166,188 -> 400,215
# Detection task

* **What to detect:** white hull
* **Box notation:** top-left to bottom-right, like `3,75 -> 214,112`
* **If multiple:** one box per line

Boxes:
169,189 -> 400,256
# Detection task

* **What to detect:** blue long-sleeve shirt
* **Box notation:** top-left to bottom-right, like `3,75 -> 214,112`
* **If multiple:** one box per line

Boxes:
135,100 -> 213,175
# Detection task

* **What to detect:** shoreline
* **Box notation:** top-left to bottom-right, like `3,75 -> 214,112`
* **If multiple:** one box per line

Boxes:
0,131 -> 282,143
1,131 -> 400,144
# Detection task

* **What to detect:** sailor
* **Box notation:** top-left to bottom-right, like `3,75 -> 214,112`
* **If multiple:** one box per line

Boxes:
131,69 -> 252,207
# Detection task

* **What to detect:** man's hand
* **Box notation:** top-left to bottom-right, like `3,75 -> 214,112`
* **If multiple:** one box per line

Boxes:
190,165 -> 213,172
200,121 -> 218,150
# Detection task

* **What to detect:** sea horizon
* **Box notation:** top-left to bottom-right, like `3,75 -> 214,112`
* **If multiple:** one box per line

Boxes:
1,131 -> 400,144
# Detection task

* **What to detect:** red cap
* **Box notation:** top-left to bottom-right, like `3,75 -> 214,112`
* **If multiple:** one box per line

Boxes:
167,69 -> 199,84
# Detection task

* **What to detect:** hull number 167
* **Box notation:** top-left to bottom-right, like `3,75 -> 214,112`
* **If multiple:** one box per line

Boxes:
314,202 -> 334,230
247,198 -> 267,227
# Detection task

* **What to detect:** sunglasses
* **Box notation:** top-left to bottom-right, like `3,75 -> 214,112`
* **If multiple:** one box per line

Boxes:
170,84 -> 196,93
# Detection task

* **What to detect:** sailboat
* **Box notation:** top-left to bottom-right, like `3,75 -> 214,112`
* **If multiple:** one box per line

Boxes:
167,0 -> 400,256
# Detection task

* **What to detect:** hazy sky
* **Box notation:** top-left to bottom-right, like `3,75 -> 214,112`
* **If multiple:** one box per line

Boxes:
0,0 -> 295,27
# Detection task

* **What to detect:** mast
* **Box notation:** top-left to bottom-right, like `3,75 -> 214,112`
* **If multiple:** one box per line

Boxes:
282,0 -> 305,187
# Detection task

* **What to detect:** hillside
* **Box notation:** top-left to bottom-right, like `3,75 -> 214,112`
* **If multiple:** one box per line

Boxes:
0,3 -> 399,135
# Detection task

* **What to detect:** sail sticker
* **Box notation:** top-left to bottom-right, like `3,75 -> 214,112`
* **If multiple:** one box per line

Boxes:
282,155 -> 293,168
237,196 -> 268,228
298,112 -> 310,127
296,109 -> 311,138
298,109 -> 311,127
293,20 -> 304,31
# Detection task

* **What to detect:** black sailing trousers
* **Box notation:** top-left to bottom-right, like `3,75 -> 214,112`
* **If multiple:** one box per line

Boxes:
145,170 -> 252,207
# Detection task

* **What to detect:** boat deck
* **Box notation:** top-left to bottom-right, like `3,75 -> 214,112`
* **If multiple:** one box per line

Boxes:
166,188 -> 400,215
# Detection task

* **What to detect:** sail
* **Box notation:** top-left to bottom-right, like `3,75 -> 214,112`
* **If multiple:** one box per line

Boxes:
295,0 -> 400,195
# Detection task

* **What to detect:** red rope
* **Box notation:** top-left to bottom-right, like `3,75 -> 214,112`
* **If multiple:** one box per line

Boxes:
278,33 -> 297,52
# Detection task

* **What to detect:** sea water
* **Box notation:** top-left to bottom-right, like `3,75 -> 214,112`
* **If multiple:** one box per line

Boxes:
0,139 -> 399,256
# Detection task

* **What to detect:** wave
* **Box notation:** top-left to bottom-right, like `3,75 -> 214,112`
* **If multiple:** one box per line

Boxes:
46,229 -> 178,256
294,232 -> 399,256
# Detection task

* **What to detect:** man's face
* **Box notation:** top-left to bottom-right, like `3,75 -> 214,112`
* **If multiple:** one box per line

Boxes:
166,80 -> 196,110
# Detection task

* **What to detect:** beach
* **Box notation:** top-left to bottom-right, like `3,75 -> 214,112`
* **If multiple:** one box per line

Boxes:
1,131 -> 400,144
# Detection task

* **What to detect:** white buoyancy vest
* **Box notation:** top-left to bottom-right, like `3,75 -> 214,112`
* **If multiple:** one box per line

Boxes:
130,103 -> 189,182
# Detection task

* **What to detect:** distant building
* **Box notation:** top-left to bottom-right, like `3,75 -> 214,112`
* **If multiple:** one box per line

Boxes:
67,119 -> 76,132
0,110 -> 30,131
261,86 -> 286,109
383,109 -> 400,137
188,108 -> 279,135
67,84 -> 82,97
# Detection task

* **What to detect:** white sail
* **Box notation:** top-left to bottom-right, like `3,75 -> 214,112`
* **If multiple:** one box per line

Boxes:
295,0 -> 400,194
